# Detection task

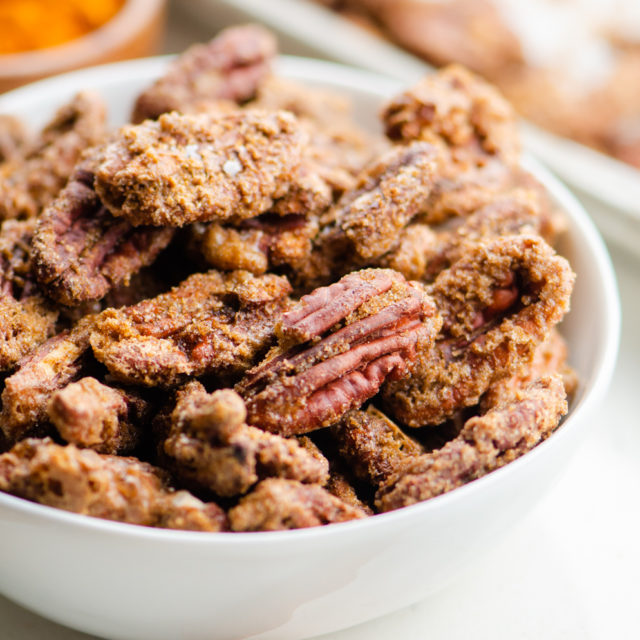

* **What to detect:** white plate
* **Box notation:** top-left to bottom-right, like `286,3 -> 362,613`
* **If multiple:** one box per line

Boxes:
181,0 -> 640,254
0,55 -> 620,640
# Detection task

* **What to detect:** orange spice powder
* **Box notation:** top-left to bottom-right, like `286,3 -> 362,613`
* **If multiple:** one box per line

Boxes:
0,0 -> 125,55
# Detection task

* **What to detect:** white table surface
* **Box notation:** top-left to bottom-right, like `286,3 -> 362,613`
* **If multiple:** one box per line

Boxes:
2,6 -> 639,639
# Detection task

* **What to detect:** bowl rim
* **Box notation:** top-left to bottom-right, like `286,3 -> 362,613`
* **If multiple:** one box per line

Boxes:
0,0 -> 165,77
0,54 -> 621,546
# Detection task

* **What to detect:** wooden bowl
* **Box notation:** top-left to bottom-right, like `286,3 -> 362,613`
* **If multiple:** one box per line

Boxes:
0,0 -> 166,93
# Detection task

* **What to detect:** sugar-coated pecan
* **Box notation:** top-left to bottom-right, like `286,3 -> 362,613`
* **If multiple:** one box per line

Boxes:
333,407 -> 423,486
94,110 -> 305,227
48,377 -> 152,455
0,438 -> 227,531
383,235 -> 574,427
161,382 -> 328,497
1,219 -> 58,370
325,468 -> 374,516
90,270 -> 292,388
132,24 -> 276,122
376,374 -> 568,511
0,316 -> 96,444
228,478 -> 367,531
383,64 -> 520,166
32,163 -> 175,306
237,268 -> 441,436
0,92 -> 106,219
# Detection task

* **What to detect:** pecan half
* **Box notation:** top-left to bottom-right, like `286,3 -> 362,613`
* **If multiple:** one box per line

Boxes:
48,377 -> 152,455
0,316 -> 96,444
161,382 -> 329,497
0,91 -> 106,219
0,438 -> 226,531
32,163 -> 175,306
237,268 -> 442,436
383,235 -> 575,427
132,24 -> 276,122
94,110 -> 305,227
90,270 -> 292,388
376,374 -> 568,511
228,478 -> 366,531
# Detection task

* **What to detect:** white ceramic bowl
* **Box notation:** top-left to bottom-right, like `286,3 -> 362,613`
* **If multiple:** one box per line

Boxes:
0,56 -> 620,640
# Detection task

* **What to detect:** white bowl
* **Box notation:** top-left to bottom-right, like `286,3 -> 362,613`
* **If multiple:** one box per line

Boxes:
0,56 -> 620,640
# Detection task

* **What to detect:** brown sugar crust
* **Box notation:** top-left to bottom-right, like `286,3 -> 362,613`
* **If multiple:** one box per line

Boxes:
376,374 -> 567,511
383,235 -> 574,427
228,478 -> 366,531
0,92 -> 106,220
90,270 -> 292,388
0,438 -> 226,531
94,110 -> 305,227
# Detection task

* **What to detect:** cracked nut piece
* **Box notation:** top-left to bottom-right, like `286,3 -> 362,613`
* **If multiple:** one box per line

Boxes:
376,374 -> 568,511
0,438 -> 226,531
48,377 -> 151,455
162,382 -> 329,497
94,110 -> 305,227
31,163 -> 175,306
132,24 -> 276,122
0,92 -> 106,220
228,478 -> 367,531
383,235 -> 574,427
237,268 -> 441,436
0,316 -> 96,444
90,270 -> 292,388
1,219 -> 58,370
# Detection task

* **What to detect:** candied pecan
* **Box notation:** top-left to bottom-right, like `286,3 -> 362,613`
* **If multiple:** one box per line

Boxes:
228,478 -> 366,531
1,219 -> 58,370
48,377 -> 151,455
376,375 -> 568,511
90,270 -> 292,388
237,268 -> 441,436
32,162 -> 175,306
190,212 -> 319,276
0,438 -> 226,531
0,114 -> 30,163
0,316 -> 96,444
0,92 -> 106,219
383,235 -> 574,427
333,407 -> 423,486
94,110 -> 305,227
293,142 -> 441,291
161,382 -> 328,497
382,64 -> 520,166
132,24 -> 276,122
